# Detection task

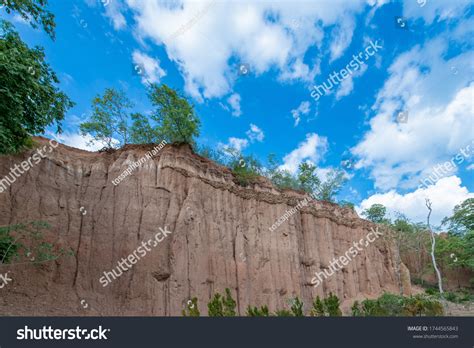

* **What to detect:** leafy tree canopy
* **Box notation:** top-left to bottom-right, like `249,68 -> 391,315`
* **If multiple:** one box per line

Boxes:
148,84 -> 200,144
1,0 -> 55,39
0,20 -> 73,154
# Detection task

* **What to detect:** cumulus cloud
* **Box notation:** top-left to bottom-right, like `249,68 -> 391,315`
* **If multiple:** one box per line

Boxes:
291,101 -> 311,126
352,32 -> 474,190
219,137 -> 249,154
124,0 -> 367,100
279,133 -> 328,174
227,93 -> 242,117
357,176 -> 473,226
246,123 -> 265,142
132,50 -> 166,85
49,132 -> 116,152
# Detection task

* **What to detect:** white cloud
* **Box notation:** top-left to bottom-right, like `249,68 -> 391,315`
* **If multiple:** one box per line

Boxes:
335,63 -> 368,99
352,32 -> 474,190
219,137 -> 249,154
291,101 -> 311,127
329,15 -> 355,62
50,132 -> 114,152
227,93 -> 242,117
124,0 -> 367,100
357,176 -> 473,226
104,0 -> 127,30
246,123 -> 264,142
402,0 -> 471,25
279,133 -> 328,174
132,50 -> 166,85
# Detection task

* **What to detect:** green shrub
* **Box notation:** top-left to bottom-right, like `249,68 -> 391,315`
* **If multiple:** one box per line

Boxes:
0,221 -> 73,264
309,293 -> 342,316
353,293 -> 444,316
207,288 -> 237,316
290,297 -> 304,317
246,305 -> 270,317
182,297 -> 200,317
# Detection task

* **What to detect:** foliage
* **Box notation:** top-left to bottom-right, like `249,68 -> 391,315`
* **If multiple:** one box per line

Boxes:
129,113 -> 161,144
352,293 -> 444,317
1,0 -> 56,39
207,288 -> 236,316
442,198 -> 474,236
207,293 -> 224,317
310,296 -> 325,316
80,88 -> 133,148
316,169 -> 347,202
290,297 -> 304,317
229,153 -> 262,186
351,301 -> 361,316
0,221 -> 74,264
297,162 -> 320,193
324,292 -> 343,316
148,84 -> 200,144
362,204 -> 389,224
310,293 -> 342,316
0,224 -> 23,263
182,297 -> 200,317
339,200 -> 355,210
223,288 -> 237,316
0,20 -> 74,154
265,154 -> 299,191
246,305 -> 270,317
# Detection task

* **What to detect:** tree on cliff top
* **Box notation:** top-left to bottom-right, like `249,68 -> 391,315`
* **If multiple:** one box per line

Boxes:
0,20 -> 74,154
80,88 -> 133,148
148,84 -> 200,145
362,204 -> 390,224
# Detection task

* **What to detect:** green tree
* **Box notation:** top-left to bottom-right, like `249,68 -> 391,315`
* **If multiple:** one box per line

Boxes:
207,289 -> 237,316
207,293 -> 224,317
222,288 -> 237,316
324,292 -> 342,316
182,297 -> 200,317
290,297 -> 304,317
1,0 -> 56,39
0,20 -> 74,154
310,296 -> 325,316
148,84 -> 200,144
442,198 -> 474,235
265,154 -> 299,190
130,113 -> 160,144
80,88 -> 133,149
296,163 -> 347,202
362,204 -> 389,224
297,162 -> 320,193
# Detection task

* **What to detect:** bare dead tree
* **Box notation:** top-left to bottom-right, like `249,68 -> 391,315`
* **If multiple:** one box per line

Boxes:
425,199 -> 443,294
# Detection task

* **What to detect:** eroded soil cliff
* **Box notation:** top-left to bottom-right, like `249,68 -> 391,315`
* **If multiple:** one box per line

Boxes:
0,138 -> 410,315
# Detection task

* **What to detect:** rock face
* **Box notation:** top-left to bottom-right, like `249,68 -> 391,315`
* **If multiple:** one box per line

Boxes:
0,138 -> 409,316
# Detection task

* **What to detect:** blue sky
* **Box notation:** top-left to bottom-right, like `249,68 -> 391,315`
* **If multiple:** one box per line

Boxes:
3,0 -> 473,225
